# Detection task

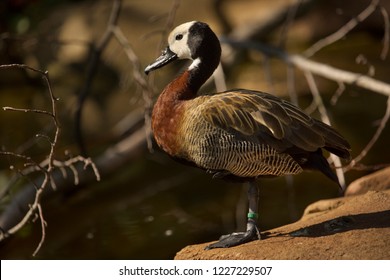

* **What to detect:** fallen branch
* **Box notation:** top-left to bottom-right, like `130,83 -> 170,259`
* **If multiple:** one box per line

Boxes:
221,38 -> 390,97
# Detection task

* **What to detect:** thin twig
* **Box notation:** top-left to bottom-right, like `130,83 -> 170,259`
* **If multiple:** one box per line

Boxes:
53,156 -> 101,183
0,63 -> 47,75
32,203 -> 46,257
380,5 -> 390,60
330,82 -> 346,105
345,95 -> 390,171
3,106 -> 55,118
3,173 -> 47,236
303,72 -> 331,123
346,162 -> 390,171
0,151 -> 34,163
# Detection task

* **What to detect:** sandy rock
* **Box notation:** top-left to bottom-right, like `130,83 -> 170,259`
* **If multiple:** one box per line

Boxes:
302,197 -> 344,217
345,167 -> 390,196
174,190 -> 390,260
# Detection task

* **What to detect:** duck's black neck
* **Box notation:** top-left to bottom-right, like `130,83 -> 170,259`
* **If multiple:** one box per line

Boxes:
186,56 -> 219,94
185,22 -> 221,94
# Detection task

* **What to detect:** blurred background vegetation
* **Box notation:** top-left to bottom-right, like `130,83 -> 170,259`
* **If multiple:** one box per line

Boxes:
0,0 -> 389,259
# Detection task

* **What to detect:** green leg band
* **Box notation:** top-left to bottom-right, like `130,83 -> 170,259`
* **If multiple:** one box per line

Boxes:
247,212 -> 258,219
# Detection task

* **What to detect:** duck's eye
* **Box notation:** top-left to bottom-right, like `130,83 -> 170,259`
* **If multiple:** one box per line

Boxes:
175,34 -> 183,41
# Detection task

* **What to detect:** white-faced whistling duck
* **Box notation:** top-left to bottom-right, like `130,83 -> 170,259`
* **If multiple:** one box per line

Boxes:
145,21 -> 351,249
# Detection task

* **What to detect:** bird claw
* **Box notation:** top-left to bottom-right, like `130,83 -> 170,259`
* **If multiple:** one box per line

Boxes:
205,223 -> 261,250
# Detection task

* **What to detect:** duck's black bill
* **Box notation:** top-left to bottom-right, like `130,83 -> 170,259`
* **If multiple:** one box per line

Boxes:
144,47 -> 178,75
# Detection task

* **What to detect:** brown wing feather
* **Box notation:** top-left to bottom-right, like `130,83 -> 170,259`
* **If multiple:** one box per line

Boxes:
178,89 -> 350,180
200,89 -> 350,157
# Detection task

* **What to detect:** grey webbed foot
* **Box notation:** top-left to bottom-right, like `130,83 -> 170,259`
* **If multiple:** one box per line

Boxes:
205,220 -> 260,250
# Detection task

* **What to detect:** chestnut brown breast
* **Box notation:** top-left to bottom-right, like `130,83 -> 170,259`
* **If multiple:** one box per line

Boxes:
151,71 -> 192,156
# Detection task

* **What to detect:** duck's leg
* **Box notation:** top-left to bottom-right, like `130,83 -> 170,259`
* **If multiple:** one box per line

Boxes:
205,181 -> 261,250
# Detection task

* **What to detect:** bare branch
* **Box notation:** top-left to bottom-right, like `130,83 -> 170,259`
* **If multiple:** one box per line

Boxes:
0,63 -> 100,256
303,72 -> 331,123
0,63 -> 48,76
3,174 -> 47,237
288,54 -> 390,97
221,39 -> 390,97
346,95 -> 390,171
3,106 -> 55,118
53,156 -> 101,184
330,82 -> 346,105
32,203 -> 46,257
380,5 -> 390,60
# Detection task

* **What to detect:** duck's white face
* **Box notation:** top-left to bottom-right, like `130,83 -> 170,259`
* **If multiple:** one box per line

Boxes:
145,21 -> 215,74
167,21 -> 195,60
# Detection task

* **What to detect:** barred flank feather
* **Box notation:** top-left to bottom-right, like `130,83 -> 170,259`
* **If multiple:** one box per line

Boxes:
181,119 -> 302,178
